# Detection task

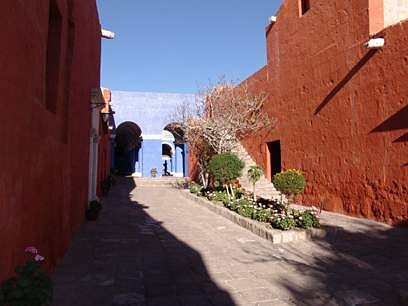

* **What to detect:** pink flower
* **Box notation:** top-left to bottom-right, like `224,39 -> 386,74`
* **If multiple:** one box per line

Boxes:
25,246 -> 38,254
34,254 -> 45,262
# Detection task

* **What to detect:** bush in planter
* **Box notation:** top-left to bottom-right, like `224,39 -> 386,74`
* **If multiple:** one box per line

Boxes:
189,182 -> 203,195
271,215 -> 296,230
1,247 -> 52,306
207,191 -> 230,205
291,209 -> 320,229
273,169 -> 306,205
85,200 -> 102,221
208,153 -> 244,200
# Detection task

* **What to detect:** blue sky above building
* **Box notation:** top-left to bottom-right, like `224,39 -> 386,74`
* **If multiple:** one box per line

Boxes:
97,0 -> 283,93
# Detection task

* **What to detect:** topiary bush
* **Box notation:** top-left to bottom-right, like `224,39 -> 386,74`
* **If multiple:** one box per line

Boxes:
208,153 -> 244,184
273,169 -> 306,202
208,153 -> 244,199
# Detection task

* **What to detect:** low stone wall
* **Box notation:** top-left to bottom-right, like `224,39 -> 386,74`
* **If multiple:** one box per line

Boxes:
181,190 -> 343,244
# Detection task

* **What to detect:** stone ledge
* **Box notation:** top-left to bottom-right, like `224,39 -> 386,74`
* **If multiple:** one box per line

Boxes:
180,190 -> 343,244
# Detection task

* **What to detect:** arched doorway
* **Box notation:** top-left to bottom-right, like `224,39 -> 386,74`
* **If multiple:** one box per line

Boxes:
162,142 -> 173,176
114,121 -> 142,175
163,123 -> 189,177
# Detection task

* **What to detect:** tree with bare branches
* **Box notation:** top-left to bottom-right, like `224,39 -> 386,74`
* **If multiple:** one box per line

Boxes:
170,80 -> 274,186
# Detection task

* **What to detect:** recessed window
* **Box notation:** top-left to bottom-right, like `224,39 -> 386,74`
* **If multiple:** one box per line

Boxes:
45,0 -> 62,113
300,0 -> 311,16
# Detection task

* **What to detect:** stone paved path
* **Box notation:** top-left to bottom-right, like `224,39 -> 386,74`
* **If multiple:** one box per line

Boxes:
52,177 -> 408,306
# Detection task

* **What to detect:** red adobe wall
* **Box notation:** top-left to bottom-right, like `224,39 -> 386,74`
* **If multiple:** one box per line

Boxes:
0,0 -> 101,280
241,0 -> 408,224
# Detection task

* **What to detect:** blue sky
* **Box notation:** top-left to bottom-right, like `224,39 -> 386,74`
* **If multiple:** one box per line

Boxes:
97,0 -> 283,93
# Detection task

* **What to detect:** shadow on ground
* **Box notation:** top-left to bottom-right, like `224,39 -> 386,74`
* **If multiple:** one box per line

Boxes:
237,217 -> 408,305
52,177 -> 236,306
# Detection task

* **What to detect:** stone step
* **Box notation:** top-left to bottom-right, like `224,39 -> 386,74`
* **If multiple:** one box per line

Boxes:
132,177 -> 187,187
233,143 -> 287,203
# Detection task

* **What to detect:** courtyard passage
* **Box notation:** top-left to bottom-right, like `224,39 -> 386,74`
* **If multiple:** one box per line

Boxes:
52,177 -> 408,306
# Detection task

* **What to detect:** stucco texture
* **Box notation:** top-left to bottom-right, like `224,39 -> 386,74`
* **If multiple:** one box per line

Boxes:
0,0 -> 101,280
241,0 -> 408,224
112,91 -> 195,135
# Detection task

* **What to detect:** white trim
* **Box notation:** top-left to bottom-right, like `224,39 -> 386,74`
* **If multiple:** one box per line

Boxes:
142,134 -> 162,140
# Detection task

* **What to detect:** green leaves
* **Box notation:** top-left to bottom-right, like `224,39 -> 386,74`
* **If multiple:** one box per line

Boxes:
208,153 -> 244,184
273,169 -> 306,197
247,166 -> 263,184
1,260 -> 53,306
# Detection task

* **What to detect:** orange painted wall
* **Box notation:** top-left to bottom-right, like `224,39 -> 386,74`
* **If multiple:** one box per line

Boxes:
241,0 -> 408,224
97,88 -> 112,197
0,0 -> 101,279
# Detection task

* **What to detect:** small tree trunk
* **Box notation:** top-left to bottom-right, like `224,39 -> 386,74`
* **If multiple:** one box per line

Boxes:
200,172 -> 207,189
253,183 -> 256,202
230,183 -> 235,200
224,184 -> 231,199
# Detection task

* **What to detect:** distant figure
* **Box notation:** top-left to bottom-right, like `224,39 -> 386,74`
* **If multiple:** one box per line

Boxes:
163,161 -> 171,176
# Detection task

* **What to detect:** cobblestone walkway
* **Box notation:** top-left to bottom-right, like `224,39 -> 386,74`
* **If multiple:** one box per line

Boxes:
52,177 -> 408,306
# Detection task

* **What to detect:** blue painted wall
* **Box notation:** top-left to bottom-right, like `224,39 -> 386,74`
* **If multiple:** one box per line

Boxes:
141,140 -> 162,177
112,91 -> 195,177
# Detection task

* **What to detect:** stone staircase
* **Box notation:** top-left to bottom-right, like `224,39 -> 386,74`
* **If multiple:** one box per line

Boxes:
233,143 -> 284,202
132,177 -> 187,188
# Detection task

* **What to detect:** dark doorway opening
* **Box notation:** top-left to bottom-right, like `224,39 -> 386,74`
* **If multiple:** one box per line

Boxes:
115,122 -> 142,175
300,0 -> 311,15
267,140 -> 281,179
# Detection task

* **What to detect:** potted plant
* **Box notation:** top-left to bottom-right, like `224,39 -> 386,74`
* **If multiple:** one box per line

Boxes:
85,200 -> 102,221
150,168 -> 158,178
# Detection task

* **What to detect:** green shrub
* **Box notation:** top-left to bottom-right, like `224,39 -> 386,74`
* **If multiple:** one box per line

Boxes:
236,198 -> 254,218
208,153 -> 244,185
271,216 -> 296,230
1,248 -> 52,306
207,191 -> 230,204
189,182 -> 203,195
253,208 -> 273,223
297,210 -> 320,228
273,169 -> 306,197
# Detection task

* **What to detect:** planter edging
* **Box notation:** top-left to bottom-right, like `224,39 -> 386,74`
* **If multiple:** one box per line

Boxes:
180,190 -> 343,244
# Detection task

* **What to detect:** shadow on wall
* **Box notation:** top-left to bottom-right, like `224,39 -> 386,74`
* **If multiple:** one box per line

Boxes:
371,104 -> 408,166
51,177 -> 237,305
237,222 -> 408,305
371,104 -> 408,140
314,49 -> 378,115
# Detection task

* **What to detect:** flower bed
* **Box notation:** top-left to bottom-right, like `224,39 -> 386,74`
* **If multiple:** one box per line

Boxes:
189,183 -> 320,231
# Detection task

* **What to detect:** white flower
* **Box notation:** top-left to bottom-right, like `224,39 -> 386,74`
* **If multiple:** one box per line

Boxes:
34,254 -> 45,262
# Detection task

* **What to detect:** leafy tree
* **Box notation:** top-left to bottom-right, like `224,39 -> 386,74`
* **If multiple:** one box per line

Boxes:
273,169 -> 306,207
247,166 -> 263,201
208,153 -> 244,199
